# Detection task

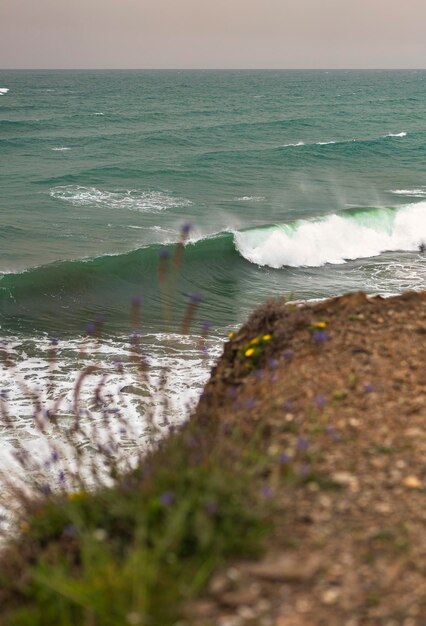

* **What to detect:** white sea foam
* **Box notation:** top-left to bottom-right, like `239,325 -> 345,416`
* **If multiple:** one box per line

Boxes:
0,87 -> 10,95
316,140 -> 337,145
386,132 -> 407,138
50,185 -> 192,213
283,141 -> 305,148
234,202 -> 426,268
51,147 -> 71,151
235,195 -> 266,202
390,188 -> 426,197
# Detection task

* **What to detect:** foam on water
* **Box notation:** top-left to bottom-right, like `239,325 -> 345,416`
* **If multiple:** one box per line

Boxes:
390,188 -> 426,197
386,132 -> 407,138
0,87 -> 9,95
234,202 -> 426,268
50,185 -> 192,213
51,147 -> 71,151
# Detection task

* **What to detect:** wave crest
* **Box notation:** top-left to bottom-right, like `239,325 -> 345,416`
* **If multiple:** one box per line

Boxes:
234,203 -> 426,268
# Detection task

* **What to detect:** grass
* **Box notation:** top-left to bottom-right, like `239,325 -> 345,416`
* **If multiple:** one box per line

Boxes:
0,222 -> 278,625
0,416 -> 271,625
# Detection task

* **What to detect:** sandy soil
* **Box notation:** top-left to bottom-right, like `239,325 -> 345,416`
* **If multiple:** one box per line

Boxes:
189,290 -> 426,626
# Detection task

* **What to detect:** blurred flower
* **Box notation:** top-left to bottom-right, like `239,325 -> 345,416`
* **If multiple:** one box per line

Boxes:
312,330 -> 330,343
159,491 -> 175,507
228,331 -> 235,339
245,348 -> 255,358
283,349 -> 294,361
283,399 -> 294,411
262,334 -> 272,341
93,528 -> 107,542
296,436 -> 310,451
363,382 -> 374,394
313,394 -> 327,410
261,485 -> 274,499
278,452 -> 291,465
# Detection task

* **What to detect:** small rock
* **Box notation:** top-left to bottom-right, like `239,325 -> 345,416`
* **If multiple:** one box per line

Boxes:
220,589 -> 260,608
331,472 -> 359,492
321,587 -> 341,605
245,553 -> 321,583
402,475 -> 422,489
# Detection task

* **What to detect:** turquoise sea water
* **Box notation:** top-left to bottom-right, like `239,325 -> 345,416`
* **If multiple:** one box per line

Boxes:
1,70 -> 426,423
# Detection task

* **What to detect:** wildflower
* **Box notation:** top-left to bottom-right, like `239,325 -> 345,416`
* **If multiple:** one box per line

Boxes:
245,348 -> 255,358
283,349 -> 294,361
181,222 -> 192,236
312,321 -> 327,330
261,485 -> 274,499
296,436 -> 310,451
312,330 -> 330,343
205,498 -> 219,515
313,394 -> 327,410
228,331 -> 235,339
278,452 -> 291,465
297,463 -> 311,478
20,521 -> 30,533
245,397 -> 256,410
93,528 -> 107,542
68,491 -> 87,502
283,400 -> 294,413
268,358 -> 279,369
262,334 -> 272,341
363,382 -> 374,394
325,425 -> 341,442
159,491 -> 175,507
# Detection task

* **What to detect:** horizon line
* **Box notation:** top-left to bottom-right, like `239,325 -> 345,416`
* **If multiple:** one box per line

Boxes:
1,67 -> 426,72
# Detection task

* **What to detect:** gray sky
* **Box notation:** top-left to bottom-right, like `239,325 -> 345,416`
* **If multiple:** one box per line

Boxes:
1,0 -> 425,69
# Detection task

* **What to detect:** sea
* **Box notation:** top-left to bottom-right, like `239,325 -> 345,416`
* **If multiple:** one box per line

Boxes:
1,70 -> 426,462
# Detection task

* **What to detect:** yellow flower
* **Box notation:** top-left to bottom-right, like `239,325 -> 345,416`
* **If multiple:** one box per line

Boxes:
262,334 -> 272,341
228,331 -> 235,339
249,336 -> 260,345
312,321 -> 327,330
68,491 -> 87,502
20,521 -> 30,533
245,348 -> 255,358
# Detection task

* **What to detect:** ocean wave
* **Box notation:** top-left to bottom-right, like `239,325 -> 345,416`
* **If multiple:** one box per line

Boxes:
390,188 -> 426,197
50,185 -> 192,213
283,141 -> 305,148
0,87 -> 9,95
386,132 -> 407,138
51,147 -> 71,151
234,202 -> 426,268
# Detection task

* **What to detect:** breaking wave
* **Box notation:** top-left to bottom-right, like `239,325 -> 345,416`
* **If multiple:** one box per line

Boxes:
235,203 -> 426,268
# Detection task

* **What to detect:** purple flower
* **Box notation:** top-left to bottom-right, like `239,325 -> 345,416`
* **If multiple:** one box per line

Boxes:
159,248 -> 171,260
245,397 -> 256,410
283,399 -> 294,411
363,382 -> 374,394
296,436 -> 310,451
188,292 -> 202,305
278,452 -> 291,465
205,499 -> 219,515
325,425 -> 341,442
62,524 -> 77,539
261,485 -> 274,499
59,470 -> 66,483
312,330 -> 330,344
51,450 -> 59,463
159,491 -> 175,507
39,483 -> 51,496
297,463 -> 311,478
268,358 -> 279,369
313,394 -> 327,410
254,369 -> 264,380
283,349 -> 294,361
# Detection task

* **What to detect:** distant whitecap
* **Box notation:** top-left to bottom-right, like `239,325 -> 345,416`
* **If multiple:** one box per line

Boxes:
50,185 -> 192,213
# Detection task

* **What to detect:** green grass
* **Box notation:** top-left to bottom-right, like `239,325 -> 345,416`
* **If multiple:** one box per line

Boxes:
0,421 -> 270,626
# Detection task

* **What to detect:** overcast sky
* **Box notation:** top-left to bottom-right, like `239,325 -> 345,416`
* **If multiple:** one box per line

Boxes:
1,0 -> 425,69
